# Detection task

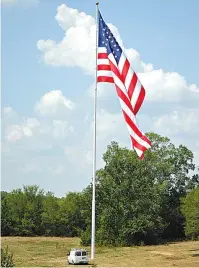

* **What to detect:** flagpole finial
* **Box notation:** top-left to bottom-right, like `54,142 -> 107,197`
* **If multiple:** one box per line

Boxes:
96,2 -> 99,5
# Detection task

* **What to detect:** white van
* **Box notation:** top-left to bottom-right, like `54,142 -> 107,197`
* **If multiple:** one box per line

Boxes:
67,248 -> 89,265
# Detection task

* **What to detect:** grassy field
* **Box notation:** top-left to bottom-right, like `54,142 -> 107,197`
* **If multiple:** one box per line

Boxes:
1,237 -> 199,267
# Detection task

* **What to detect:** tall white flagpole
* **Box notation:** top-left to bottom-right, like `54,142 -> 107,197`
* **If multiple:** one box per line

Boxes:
91,1 -> 99,261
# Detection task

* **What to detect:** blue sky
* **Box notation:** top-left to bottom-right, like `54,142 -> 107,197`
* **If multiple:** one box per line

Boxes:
2,0 -> 199,196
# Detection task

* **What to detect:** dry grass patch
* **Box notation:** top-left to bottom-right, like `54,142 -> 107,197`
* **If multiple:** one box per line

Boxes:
1,237 -> 199,267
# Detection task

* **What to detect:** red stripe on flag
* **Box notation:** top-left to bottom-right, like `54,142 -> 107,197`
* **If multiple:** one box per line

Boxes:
121,60 -> 130,83
130,135 -> 146,160
141,131 -> 152,146
127,72 -> 138,100
122,110 -> 149,144
115,85 -> 134,114
97,76 -> 114,83
98,65 -> 111,71
133,86 -> 146,115
130,135 -> 148,155
108,59 -> 122,79
98,53 -> 108,59
108,62 -> 136,115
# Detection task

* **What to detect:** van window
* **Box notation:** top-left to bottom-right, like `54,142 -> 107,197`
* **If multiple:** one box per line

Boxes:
75,251 -> 81,256
82,251 -> 87,256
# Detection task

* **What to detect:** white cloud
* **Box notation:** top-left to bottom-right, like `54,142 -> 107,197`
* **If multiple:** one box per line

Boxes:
2,90 -> 75,144
154,108 -> 199,136
2,106 -> 19,122
51,120 -> 73,138
36,4 -> 150,75
34,89 -> 76,117
88,82 -> 116,100
4,117 -> 73,143
6,124 -> 33,142
25,118 -> 40,128
3,106 -> 14,115
96,109 -> 126,142
125,48 -> 153,73
36,4 -> 96,74
1,91 -> 78,196
139,70 -> 198,102
37,4 -> 198,103
4,117 -> 40,142
153,107 -> 199,172
55,5 -> 95,31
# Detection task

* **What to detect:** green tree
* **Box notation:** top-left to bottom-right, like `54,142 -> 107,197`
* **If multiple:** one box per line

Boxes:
22,185 -> 44,235
142,133 -> 197,240
95,141 -> 165,246
59,192 -> 86,237
41,192 -> 62,236
181,186 -> 199,239
1,192 -> 12,236
81,133 -> 198,246
2,185 -> 44,236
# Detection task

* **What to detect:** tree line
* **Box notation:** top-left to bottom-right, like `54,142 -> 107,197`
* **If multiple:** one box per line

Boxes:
1,133 -> 199,246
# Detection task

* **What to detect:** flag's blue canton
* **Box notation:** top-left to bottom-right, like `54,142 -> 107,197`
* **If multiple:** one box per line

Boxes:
98,11 -> 122,65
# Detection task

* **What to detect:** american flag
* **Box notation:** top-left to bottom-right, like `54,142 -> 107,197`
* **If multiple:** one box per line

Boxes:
97,11 -> 151,159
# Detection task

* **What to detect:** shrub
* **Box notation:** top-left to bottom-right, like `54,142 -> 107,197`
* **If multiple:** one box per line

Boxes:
1,246 -> 14,267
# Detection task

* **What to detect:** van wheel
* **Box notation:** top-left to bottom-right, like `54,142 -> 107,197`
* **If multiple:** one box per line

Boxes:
72,260 -> 75,265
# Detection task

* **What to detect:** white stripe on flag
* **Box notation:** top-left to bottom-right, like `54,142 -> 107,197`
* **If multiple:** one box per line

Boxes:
131,79 -> 142,109
97,70 -> 113,77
